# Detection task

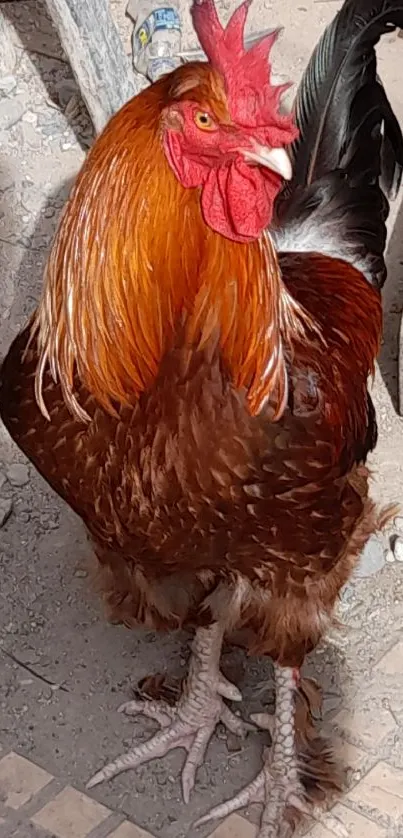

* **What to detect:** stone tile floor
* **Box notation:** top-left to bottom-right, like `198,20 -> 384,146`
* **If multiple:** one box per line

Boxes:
0,750 -> 253,838
0,747 -> 402,838
1,631 -> 403,838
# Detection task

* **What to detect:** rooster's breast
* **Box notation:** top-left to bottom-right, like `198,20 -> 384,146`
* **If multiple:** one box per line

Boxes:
0,324 -> 367,644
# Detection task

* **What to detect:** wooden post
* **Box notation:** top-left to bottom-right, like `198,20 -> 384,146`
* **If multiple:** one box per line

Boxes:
43,0 -> 142,133
0,12 -> 17,78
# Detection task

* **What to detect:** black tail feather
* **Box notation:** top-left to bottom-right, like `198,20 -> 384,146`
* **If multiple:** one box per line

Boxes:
275,0 -> 403,288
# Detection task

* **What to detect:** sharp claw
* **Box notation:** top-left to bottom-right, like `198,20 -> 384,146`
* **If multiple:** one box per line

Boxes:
195,799 -> 242,828
216,675 -> 242,701
220,705 -> 254,737
194,773 -> 265,827
182,726 -> 212,803
87,722 -> 187,788
250,711 -> 275,733
86,771 -> 106,790
287,791 -> 310,815
182,773 -> 194,806
119,699 -> 174,726
118,700 -> 146,714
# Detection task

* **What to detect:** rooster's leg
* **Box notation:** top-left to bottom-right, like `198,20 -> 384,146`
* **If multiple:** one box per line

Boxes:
196,664 -> 308,838
87,622 -> 249,801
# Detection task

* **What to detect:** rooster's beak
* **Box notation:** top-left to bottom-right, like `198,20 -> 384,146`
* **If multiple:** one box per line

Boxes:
242,145 -> 292,180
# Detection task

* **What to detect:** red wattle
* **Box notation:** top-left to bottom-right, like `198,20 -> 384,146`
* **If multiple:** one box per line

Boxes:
201,158 -> 280,242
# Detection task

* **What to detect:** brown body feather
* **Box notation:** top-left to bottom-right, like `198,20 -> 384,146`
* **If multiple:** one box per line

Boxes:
0,244 -> 383,667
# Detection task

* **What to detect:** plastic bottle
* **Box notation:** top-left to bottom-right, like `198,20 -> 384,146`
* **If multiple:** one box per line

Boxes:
126,0 -> 182,83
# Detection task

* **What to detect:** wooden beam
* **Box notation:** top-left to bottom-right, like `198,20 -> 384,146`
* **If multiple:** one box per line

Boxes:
43,0 -> 142,133
0,12 -> 17,78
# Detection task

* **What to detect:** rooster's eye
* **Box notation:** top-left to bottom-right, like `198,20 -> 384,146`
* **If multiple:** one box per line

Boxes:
194,111 -> 216,131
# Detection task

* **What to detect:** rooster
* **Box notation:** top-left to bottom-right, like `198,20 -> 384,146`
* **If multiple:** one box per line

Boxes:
1,0 -> 403,835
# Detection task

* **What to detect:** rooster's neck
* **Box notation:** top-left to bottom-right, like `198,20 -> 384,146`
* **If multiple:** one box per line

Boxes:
32,92 -> 307,422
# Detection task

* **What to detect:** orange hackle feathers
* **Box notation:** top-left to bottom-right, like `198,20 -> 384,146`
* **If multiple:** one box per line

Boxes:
31,65 -> 311,423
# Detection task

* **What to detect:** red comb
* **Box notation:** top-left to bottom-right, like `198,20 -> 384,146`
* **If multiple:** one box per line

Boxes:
191,0 -> 297,142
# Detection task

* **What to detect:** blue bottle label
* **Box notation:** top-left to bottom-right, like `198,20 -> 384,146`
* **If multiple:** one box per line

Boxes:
135,8 -> 181,51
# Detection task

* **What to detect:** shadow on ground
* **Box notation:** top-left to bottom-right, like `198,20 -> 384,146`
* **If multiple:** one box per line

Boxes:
2,0 -> 93,151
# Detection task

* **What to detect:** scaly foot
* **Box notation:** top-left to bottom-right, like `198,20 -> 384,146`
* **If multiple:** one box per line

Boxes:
196,666 -> 345,838
87,624 -> 250,802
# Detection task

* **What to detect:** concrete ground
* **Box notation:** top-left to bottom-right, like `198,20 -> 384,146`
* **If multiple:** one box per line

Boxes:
0,1 -> 403,837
